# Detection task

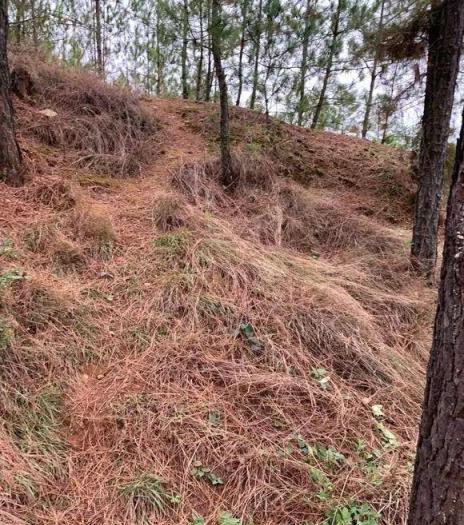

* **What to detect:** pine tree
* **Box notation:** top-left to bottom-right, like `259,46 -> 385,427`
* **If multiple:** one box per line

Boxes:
0,0 -> 23,186
411,0 -> 464,278
211,0 -> 234,188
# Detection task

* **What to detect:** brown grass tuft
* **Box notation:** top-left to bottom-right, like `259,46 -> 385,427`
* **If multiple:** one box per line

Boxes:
33,178 -> 78,210
71,201 -> 115,258
152,193 -> 190,232
11,46 -> 158,177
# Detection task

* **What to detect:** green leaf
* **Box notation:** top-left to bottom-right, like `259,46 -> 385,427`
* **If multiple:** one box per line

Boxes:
371,404 -> 384,419
190,514 -> 206,525
239,323 -> 264,355
218,512 -> 241,525
311,368 -> 331,389
375,422 -> 399,449
309,466 -> 332,491
191,462 -> 224,486
296,434 -> 310,455
208,410 -> 221,427
0,268 -> 25,288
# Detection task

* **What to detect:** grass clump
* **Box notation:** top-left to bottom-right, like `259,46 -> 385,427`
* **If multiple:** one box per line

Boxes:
0,317 -> 15,350
120,474 -> 179,520
12,46 -> 157,177
7,387 -> 66,477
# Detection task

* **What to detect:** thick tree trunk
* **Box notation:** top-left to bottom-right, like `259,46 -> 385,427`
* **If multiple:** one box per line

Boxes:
297,0 -> 312,127
249,0 -> 263,110
235,0 -> 248,107
361,0 -> 385,138
94,0 -> 104,75
0,0 -> 23,187
311,0 -> 342,129
408,104 -> 464,525
181,0 -> 189,99
211,0 -> 234,189
411,0 -> 464,278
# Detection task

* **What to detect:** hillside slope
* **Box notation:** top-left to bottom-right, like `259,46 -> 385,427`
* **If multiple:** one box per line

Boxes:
0,57 -> 433,525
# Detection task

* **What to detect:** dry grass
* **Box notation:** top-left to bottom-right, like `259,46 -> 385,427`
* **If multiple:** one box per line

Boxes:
179,102 -> 416,225
10,46 -> 157,177
0,92 -> 433,525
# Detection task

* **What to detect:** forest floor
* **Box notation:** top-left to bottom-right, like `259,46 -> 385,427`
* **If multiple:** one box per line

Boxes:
0,54 -> 435,525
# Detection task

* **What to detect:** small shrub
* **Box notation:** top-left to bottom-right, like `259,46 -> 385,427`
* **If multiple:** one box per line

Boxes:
323,502 -> 379,525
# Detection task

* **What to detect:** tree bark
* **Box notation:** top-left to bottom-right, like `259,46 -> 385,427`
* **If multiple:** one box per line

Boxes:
235,0 -> 249,107
311,0 -> 342,129
361,0 -> 385,139
30,0 -> 38,46
195,0 -> 204,101
0,0 -> 23,187
411,0 -> 464,278
408,103 -> 464,525
297,0 -> 312,127
14,0 -> 25,45
156,5 -> 162,96
205,0 -> 213,101
94,0 -> 104,75
181,0 -> 189,99
211,0 -> 234,189
249,0 -> 263,110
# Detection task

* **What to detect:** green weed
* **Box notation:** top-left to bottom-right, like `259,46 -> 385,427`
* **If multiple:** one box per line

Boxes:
311,368 -> 331,389
191,462 -> 224,486
120,474 -> 179,518
218,512 -> 242,525
323,502 -> 379,525
0,238 -> 17,260
153,233 -> 186,249
9,387 -> 66,477
0,317 -> 14,350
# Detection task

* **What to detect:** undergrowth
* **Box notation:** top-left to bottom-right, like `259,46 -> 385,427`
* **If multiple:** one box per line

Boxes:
10,46 -> 158,177
0,84 -> 432,525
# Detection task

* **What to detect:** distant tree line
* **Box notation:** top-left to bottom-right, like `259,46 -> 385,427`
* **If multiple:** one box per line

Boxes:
6,0 -> 432,145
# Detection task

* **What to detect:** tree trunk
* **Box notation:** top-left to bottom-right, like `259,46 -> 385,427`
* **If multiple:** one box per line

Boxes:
14,0 -> 25,45
30,0 -> 38,46
94,0 -> 104,75
195,0 -> 204,101
311,0 -> 342,129
361,0 -> 385,139
181,0 -> 189,99
408,102 -> 464,525
211,0 -> 234,189
297,0 -> 312,127
0,0 -> 23,187
249,0 -> 263,110
205,0 -> 212,101
411,0 -> 464,278
235,0 -> 249,107
156,7 -> 162,96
